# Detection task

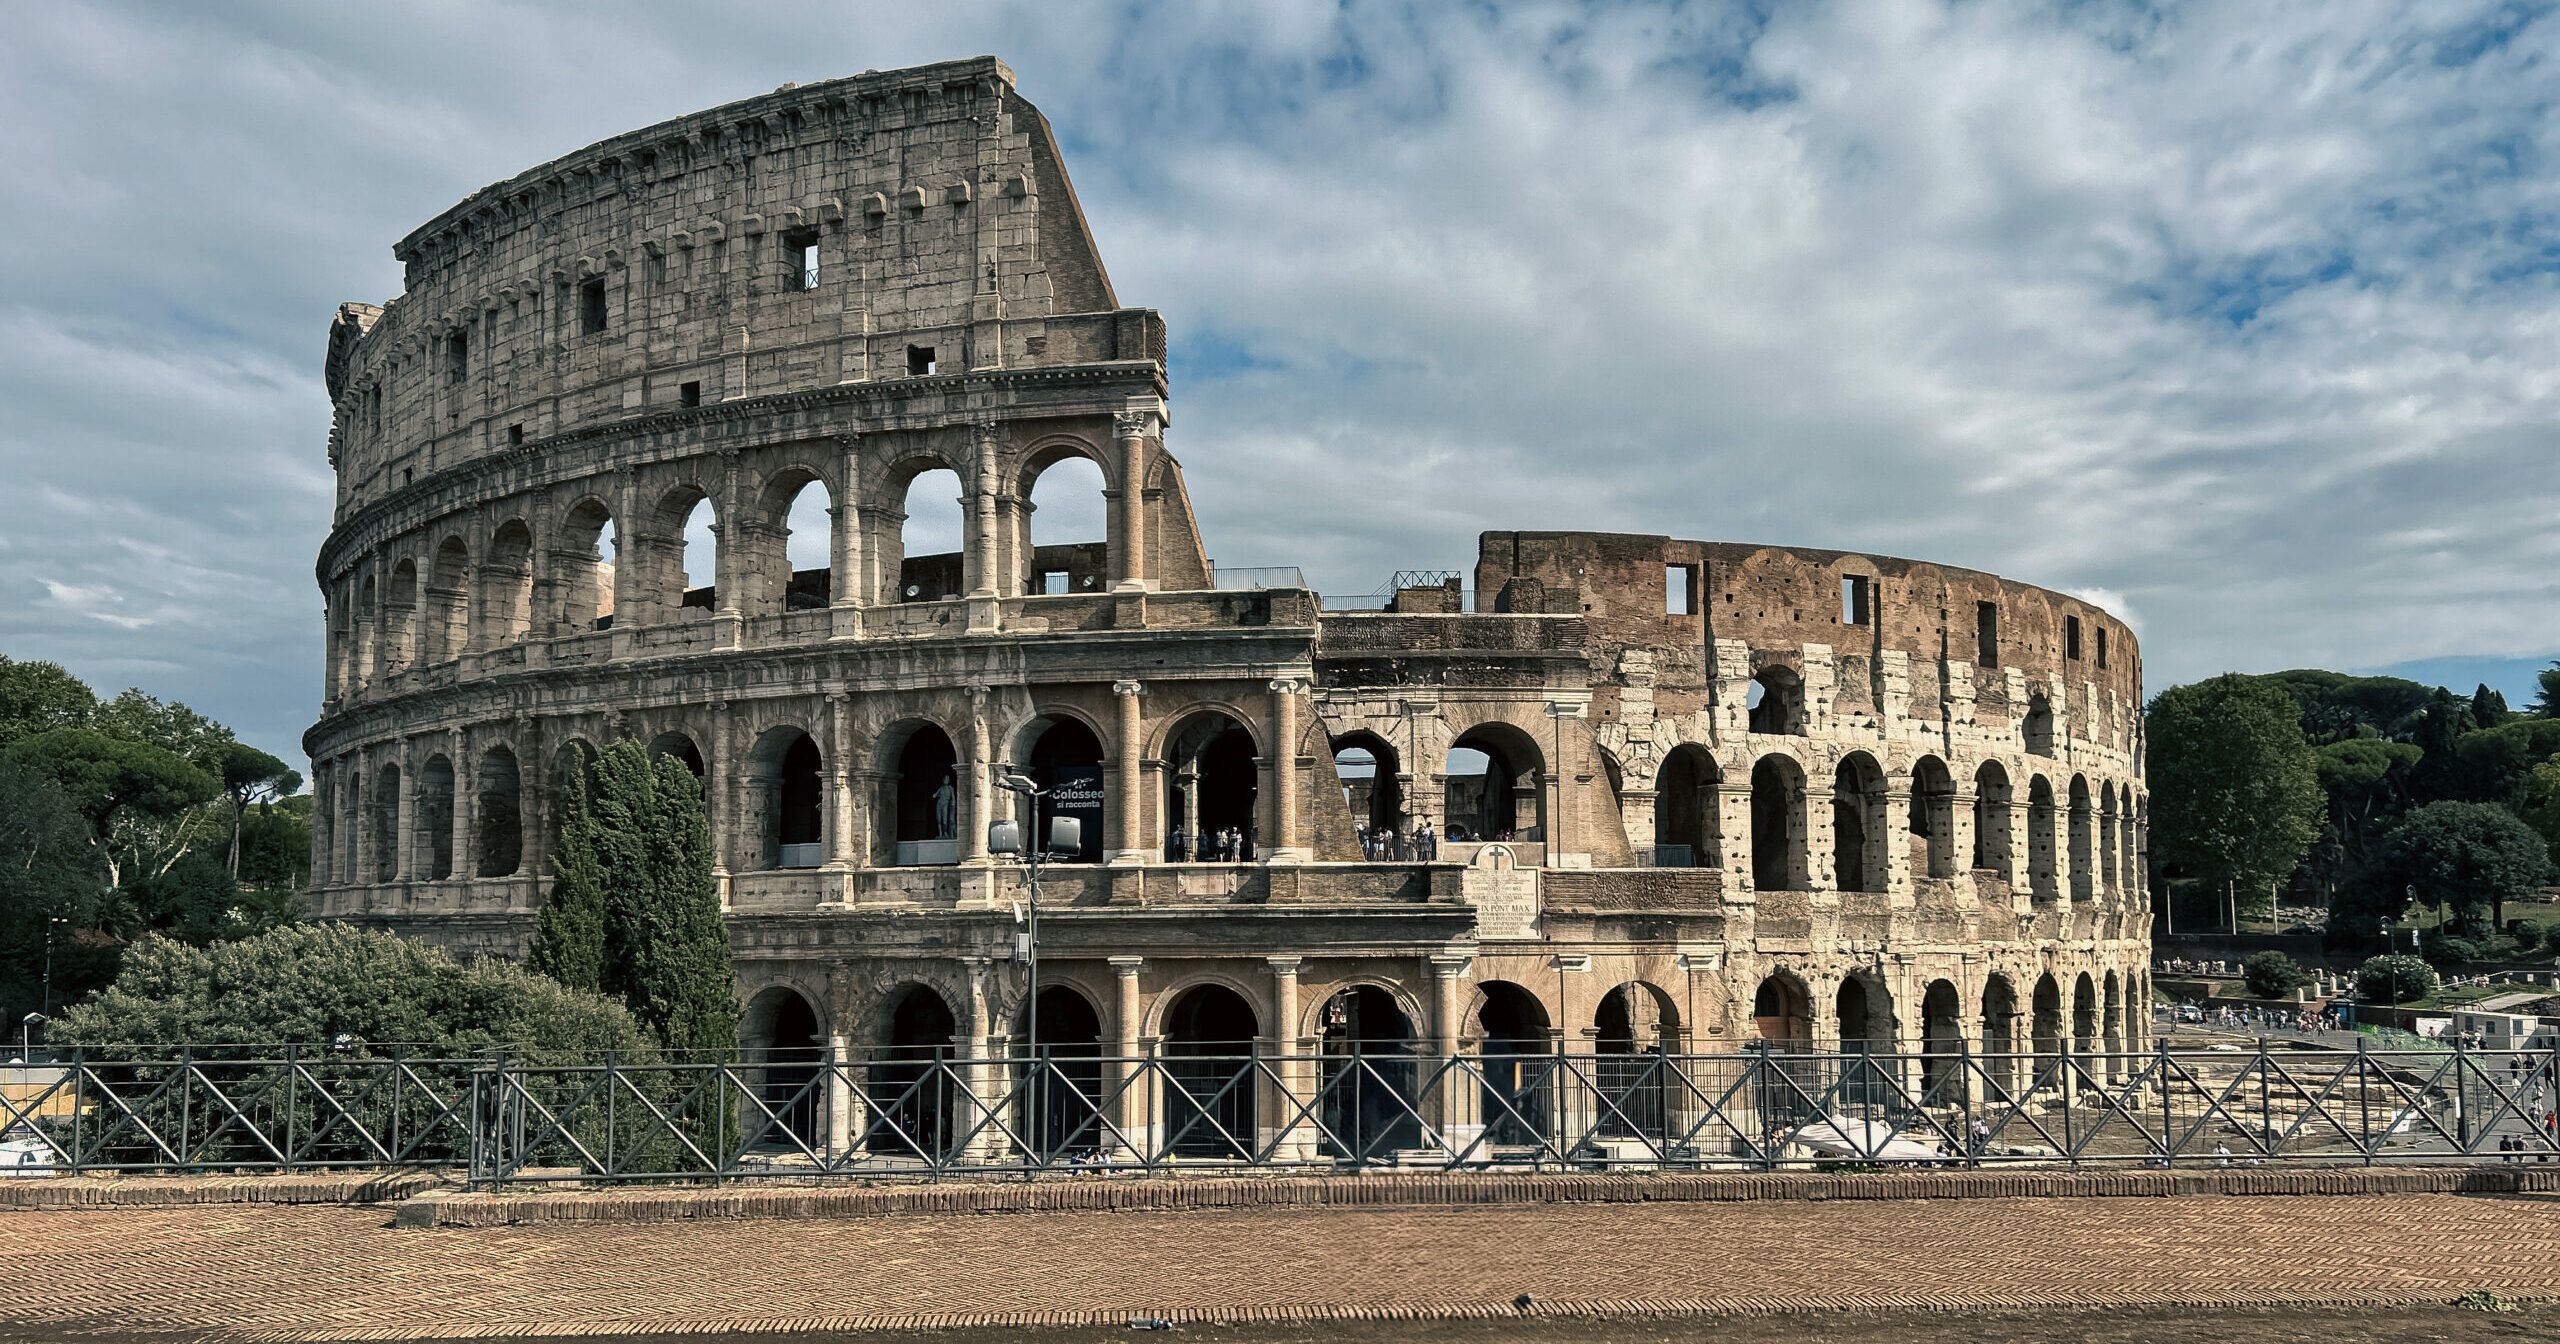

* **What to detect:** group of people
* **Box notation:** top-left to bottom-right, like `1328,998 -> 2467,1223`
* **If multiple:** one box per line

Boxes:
1356,819 -> 1441,863
1167,826 -> 1253,863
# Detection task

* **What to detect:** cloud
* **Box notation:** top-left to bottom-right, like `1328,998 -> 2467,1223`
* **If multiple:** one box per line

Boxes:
2,0 -> 2555,767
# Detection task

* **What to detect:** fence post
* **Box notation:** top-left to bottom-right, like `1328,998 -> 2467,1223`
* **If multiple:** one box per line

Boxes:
69,1047 -> 85,1178
283,1042 -> 297,1173
1957,1038 -> 1976,1170
179,1045 -> 194,1170
605,1050 -> 617,1178
2357,1033 -> 2373,1165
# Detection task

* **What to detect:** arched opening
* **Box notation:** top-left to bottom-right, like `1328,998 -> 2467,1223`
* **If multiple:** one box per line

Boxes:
425,537 -> 470,663
2072,972 -> 2098,1065
1920,979 -> 1963,1098
1652,744 -> 1721,869
1909,756 -> 1957,880
1832,753 -> 1886,893
1161,985 -> 1258,1160
871,986 -> 957,1159
892,465 -> 965,603
678,494 -> 718,615
478,519 -> 534,647
1749,755 -> 1807,890
2068,775 -> 2093,901
2027,776 -> 2058,900
1017,985 -> 1104,1160
1835,975 -> 1893,1106
353,573 -> 380,684
1318,986 -> 1421,1160
475,745 -> 521,878
2098,783 -> 2119,892
1331,731 -> 1405,845
889,723 -> 960,866
1021,716 -> 1105,864
776,474 -> 834,612
1972,761 -> 2012,879
1475,982 -> 1552,1145
2024,693 -> 2055,756
557,499 -> 616,632
1443,723 -> 1543,843
1596,982 -> 1678,1141
384,559 -> 418,673
1748,666 -> 1805,735
749,727 -> 825,870
2031,973 -> 2064,1084
1022,452 -> 1109,596
372,764 -> 400,882
1751,976 -> 1808,1048
1981,974 -> 2020,1098
416,754 -> 455,880
646,731 -> 706,781
1163,712 -> 1257,862
744,988 -> 823,1150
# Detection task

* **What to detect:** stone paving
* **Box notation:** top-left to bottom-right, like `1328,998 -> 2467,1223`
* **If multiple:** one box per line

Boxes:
4,1192 -> 2558,1341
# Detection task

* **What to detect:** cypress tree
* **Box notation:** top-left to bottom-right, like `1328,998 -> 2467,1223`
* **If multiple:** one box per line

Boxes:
527,754 -> 606,992
613,750 -> 737,1058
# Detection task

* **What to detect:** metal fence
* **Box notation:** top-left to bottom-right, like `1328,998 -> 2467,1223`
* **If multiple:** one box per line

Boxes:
6,1042 -> 2558,1187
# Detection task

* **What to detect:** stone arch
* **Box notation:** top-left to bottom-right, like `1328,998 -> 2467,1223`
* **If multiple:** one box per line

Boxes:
883,455 -> 966,604
1163,709 -> 1260,861
1972,760 -> 2012,879
2098,781 -> 2119,892
1017,712 -> 1106,863
746,724 -> 826,870
1443,719 -> 1545,843
2027,775 -> 2058,899
383,559 -> 419,674
637,481 -> 718,621
1316,983 -> 1423,1158
1330,729 -> 1405,840
1159,981 -> 1261,1161
2031,972 -> 2064,1079
2072,970 -> 2098,1060
1920,979 -> 1964,1095
475,743 -> 522,877
1653,742 -> 1721,869
1831,751 -> 1887,893
2102,969 -> 2125,1061
1909,755 -> 1958,880
1472,979 -> 1554,1144
478,518 -> 534,647
415,753 -> 456,880
1749,753 -> 1809,891
1980,973 -> 2020,1058
1749,973 -> 1810,1048
741,983 -> 826,1149
1017,440 -> 1111,596
424,535 -> 471,662
553,495 -> 616,633
878,718 -> 961,866
1596,980 -> 1680,1140
1016,982 -> 1107,1158
870,982 -> 959,1158
2068,775 -> 2093,900
645,729 -> 707,780
371,763 -> 401,882
2024,693 -> 2055,756
1835,970 -> 1893,1049
1749,664 -> 1806,735
751,463 -> 836,614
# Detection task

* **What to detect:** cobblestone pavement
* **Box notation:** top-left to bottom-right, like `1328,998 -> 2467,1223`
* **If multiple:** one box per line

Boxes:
4,1193 -> 2558,1341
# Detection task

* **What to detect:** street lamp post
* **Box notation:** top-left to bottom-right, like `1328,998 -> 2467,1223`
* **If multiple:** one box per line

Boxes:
42,916 -> 65,1017
989,767 -> 1081,1150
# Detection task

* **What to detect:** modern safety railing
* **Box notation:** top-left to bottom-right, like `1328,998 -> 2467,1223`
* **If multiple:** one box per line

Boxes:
5,1042 -> 2557,1187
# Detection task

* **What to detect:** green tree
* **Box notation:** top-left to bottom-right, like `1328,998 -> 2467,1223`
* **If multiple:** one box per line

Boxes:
0,760 -> 113,1024
542,741 -> 736,1055
2355,954 -> 2437,1004
2242,951 -> 2307,1000
214,743 -> 301,878
2147,674 -> 2324,920
0,655 -> 94,748
2366,800 -> 2552,935
2533,661 -> 2560,719
50,923 -> 654,1063
2472,684 -> 2512,728
4,727 -> 221,888
528,754 -> 607,994
89,688 -> 235,769
233,794 -> 313,892
2518,756 -> 2560,867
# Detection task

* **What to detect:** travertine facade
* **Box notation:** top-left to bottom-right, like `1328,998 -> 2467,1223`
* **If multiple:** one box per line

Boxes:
308,58 -> 2150,1142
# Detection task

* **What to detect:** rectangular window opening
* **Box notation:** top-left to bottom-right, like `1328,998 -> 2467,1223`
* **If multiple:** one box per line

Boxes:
1841,575 -> 1872,625
2097,626 -> 2109,669
1665,564 -> 1694,616
507,423 -> 524,447
1041,571 -> 1069,595
1976,601 -> 1999,667
679,380 -> 702,408
579,277 -> 607,335
445,329 -> 468,385
907,344 -> 937,376
785,230 -> 820,292
2065,614 -> 2083,661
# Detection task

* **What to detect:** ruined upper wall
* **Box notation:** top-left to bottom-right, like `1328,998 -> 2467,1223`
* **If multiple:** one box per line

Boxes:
1475,530 -> 2142,721
323,57 -> 1149,515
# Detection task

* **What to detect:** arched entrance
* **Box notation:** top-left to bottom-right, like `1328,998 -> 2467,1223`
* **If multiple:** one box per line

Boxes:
1161,985 -> 1258,1160
1331,731 -> 1404,846
1163,713 -> 1257,861
1835,975 -> 1893,1107
475,745 -> 521,878
417,755 -> 455,880
1972,761 -> 2012,878
1981,974 -> 2021,1100
1318,986 -> 1421,1160
744,988 -> 823,1150
1910,756 -> 1956,880
1749,666 -> 1806,735
1653,744 -> 1720,869
2027,776 -> 2058,899
1475,982 -> 1552,1146
1443,723 -> 1543,842
1832,753 -> 1886,893
1595,982 -> 1678,1142
2032,973 -> 2064,1085
2073,972 -> 2098,1063
1920,980 -> 1963,1099
889,723 -> 960,865
1018,986 -> 1105,1160
1750,756 -> 1807,890
1021,717 -> 1105,864
870,986 -> 957,1159
748,727 -> 825,869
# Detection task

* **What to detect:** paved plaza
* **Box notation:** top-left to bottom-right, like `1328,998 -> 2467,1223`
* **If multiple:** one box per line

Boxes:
4,1191 -> 2559,1340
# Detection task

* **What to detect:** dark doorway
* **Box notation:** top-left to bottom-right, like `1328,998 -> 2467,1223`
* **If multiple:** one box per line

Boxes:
1161,985 -> 1258,1159
871,987 -> 957,1159
1024,718 -> 1105,863
1018,986 -> 1104,1160
1475,982 -> 1552,1146
752,990 -> 823,1149
1164,714 -> 1257,861
1594,982 -> 1675,1142
1318,986 -> 1420,1161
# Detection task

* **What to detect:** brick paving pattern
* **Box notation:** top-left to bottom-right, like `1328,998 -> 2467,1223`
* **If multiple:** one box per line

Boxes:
4,1193 -> 2558,1340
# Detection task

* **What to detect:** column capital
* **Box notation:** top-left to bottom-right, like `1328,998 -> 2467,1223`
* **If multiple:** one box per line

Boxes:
1113,679 -> 1144,697
1268,677 -> 1306,696
1111,408 -> 1159,439
1108,955 -> 1145,977
1265,955 -> 1303,975
1427,953 -> 1473,978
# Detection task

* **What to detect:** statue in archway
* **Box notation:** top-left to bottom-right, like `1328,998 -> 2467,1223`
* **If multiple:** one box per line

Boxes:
932,770 -> 957,838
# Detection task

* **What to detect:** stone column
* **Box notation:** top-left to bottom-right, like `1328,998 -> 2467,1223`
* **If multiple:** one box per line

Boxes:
1111,957 -> 1147,1158
966,422 -> 1000,599
1110,681 -> 1146,863
1618,786 -> 1658,864
1431,954 -> 1473,1153
963,685 -> 992,864
830,436 -> 862,614
825,1031 -> 854,1158
1542,696 -> 1589,865
823,694 -> 856,891
1267,678 -> 1307,861
1267,956 -> 1310,1160
1883,778 -> 1915,904
450,727 -> 478,888
962,959 -> 1001,1159
1112,410 -> 1151,591
610,470 -> 642,658
1179,767 -> 1203,862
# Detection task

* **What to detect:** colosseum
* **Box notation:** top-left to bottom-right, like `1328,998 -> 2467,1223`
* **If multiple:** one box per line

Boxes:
307,56 -> 2150,1160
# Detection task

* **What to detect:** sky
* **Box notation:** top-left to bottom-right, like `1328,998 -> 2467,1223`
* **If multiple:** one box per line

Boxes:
1,0 -> 2555,767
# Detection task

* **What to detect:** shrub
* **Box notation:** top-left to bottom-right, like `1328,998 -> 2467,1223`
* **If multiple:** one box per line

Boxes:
2355,954 -> 2439,1004
2242,951 -> 2307,1000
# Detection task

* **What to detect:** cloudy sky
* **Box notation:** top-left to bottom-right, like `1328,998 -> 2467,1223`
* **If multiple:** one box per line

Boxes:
2,0 -> 2555,765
